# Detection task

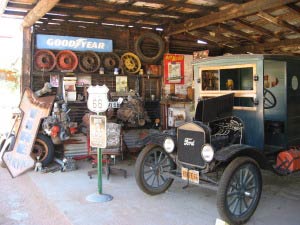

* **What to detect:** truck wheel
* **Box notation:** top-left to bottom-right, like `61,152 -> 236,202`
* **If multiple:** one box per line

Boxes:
31,134 -> 55,167
135,145 -> 175,195
217,157 -> 262,225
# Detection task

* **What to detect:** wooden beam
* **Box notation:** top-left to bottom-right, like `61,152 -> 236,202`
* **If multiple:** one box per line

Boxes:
0,0 -> 9,16
234,19 -> 281,39
217,23 -> 259,43
22,0 -> 60,28
257,11 -> 300,34
167,0 -> 298,36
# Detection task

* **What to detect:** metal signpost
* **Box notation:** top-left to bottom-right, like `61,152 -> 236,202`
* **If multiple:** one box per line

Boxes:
86,85 -> 113,203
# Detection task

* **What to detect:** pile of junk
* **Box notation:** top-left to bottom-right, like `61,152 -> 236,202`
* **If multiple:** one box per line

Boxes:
0,83 -> 79,175
0,84 -> 153,177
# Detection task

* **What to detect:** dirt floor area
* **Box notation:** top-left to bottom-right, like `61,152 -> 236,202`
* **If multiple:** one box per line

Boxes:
1,159 -> 300,225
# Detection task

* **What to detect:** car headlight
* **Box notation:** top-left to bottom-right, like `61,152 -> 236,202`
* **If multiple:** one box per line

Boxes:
201,144 -> 214,162
163,137 -> 175,153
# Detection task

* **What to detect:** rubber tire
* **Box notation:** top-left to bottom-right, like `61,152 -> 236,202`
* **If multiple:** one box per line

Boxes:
217,157 -> 262,225
0,135 -> 15,168
135,145 -> 175,195
134,32 -> 165,63
33,134 -> 55,167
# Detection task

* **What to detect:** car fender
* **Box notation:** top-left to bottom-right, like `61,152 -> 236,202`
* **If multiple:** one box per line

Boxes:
214,144 -> 270,169
139,132 -> 177,148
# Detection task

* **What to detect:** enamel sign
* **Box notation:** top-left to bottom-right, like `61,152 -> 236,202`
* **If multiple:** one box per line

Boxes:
36,34 -> 113,52
87,85 -> 109,113
3,89 -> 55,178
89,115 -> 107,148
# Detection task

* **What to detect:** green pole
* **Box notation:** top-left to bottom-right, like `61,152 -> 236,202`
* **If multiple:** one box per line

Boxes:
97,147 -> 102,194
97,112 -> 103,194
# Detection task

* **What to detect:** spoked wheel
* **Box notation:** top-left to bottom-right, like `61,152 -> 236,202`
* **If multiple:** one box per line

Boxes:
121,52 -> 141,75
31,134 -> 54,167
78,51 -> 101,73
217,157 -> 262,225
135,145 -> 175,195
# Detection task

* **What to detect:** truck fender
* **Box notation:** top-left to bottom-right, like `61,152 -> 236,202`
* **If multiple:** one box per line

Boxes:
214,144 -> 270,170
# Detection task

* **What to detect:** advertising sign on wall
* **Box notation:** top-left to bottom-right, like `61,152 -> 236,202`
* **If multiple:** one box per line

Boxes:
36,34 -> 113,52
164,54 -> 184,84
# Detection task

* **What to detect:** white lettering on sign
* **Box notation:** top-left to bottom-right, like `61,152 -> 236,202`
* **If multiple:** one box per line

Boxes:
46,38 -> 106,50
184,138 -> 195,146
87,85 -> 109,113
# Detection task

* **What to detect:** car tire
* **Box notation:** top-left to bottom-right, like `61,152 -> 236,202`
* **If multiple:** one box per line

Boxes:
0,134 -> 15,168
135,145 -> 175,195
31,134 -> 55,167
217,157 -> 262,225
134,32 -> 165,63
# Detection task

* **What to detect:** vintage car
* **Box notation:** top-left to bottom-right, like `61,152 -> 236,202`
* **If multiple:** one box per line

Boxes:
135,54 -> 300,225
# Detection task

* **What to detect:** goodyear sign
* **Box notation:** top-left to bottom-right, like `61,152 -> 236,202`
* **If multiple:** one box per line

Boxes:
36,34 -> 113,52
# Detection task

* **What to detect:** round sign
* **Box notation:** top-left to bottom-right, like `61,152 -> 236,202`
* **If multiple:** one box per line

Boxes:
87,85 -> 109,113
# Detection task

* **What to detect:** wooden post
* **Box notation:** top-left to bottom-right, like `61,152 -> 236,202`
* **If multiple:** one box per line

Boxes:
21,27 -> 32,94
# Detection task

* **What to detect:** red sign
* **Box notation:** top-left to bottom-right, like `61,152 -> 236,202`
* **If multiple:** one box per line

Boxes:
164,53 -> 184,84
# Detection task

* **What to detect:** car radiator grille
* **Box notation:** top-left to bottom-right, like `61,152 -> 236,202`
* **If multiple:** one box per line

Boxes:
177,124 -> 205,168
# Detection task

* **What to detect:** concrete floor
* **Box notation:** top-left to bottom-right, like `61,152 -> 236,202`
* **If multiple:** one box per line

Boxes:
1,159 -> 300,225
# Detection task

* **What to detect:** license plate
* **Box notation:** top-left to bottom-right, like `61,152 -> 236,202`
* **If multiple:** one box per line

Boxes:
181,167 -> 199,183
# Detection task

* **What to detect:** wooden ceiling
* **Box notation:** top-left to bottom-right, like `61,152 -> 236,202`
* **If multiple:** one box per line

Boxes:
3,0 -> 300,55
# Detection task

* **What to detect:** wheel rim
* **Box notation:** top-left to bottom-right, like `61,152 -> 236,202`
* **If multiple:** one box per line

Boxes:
31,138 -> 49,161
79,51 -> 101,73
56,50 -> 78,71
226,164 -> 259,217
121,52 -> 141,74
34,50 -> 56,72
142,148 -> 173,189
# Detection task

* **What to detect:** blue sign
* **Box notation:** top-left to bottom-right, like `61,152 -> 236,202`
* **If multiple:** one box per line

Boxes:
36,34 -> 113,52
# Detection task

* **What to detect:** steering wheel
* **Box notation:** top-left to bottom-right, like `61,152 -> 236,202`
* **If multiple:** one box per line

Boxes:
264,88 -> 277,109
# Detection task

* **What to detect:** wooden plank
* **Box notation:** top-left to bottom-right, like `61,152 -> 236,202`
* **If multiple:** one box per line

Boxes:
257,11 -> 300,33
3,89 -> 55,178
0,0 -> 9,15
229,38 -> 300,53
218,23 -> 259,43
167,0 -> 298,36
21,27 -> 31,94
234,19 -> 281,39
22,0 -> 60,28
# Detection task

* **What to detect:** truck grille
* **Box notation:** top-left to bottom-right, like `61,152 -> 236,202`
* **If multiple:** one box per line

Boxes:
177,123 -> 205,168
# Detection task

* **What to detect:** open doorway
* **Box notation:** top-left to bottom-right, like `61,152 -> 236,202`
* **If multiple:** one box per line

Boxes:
0,17 -> 22,134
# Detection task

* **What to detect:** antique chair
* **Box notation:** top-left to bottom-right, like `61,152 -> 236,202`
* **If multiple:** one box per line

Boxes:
88,122 -> 127,179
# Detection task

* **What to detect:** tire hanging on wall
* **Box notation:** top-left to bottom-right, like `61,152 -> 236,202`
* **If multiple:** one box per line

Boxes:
78,51 -> 101,73
34,50 -> 56,72
56,50 -> 78,71
134,32 -> 165,64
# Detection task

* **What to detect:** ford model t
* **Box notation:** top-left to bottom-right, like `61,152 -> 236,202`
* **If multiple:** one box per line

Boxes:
135,54 -> 300,225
